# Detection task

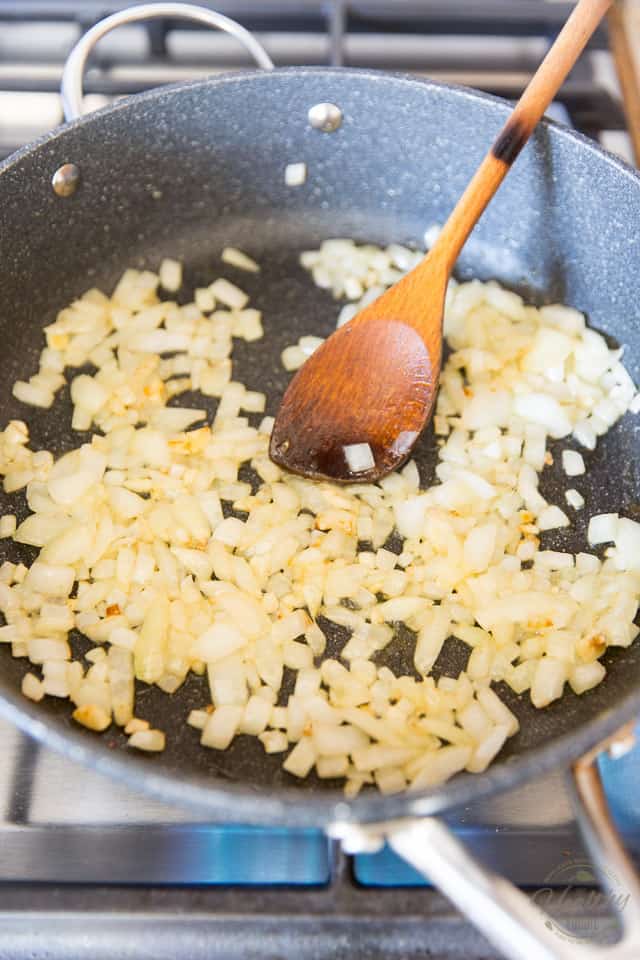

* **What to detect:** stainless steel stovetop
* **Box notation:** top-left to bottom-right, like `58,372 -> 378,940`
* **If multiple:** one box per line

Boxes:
0,3 -> 639,958
0,709 -> 639,960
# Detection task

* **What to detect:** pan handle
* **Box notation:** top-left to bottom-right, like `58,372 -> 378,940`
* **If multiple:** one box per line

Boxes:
332,726 -> 640,960
61,2 -> 274,122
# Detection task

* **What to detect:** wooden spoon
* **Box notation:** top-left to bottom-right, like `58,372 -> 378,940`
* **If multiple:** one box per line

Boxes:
270,0 -> 612,483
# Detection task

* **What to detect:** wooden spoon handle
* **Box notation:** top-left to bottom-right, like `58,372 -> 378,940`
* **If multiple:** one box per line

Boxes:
428,0 -> 613,274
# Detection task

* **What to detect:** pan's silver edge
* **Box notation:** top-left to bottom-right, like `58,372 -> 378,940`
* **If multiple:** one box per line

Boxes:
2,66 -> 639,188
0,656 -> 637,828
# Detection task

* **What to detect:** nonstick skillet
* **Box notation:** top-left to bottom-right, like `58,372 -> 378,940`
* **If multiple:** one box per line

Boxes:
1,5 -> 640,958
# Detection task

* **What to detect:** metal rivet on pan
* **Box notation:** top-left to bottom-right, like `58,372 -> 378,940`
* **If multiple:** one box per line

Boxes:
52,163 -> 80,197
308,102 -> 343,132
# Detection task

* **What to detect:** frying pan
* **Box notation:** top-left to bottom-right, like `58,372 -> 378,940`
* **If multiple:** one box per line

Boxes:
1,4 -> 640,957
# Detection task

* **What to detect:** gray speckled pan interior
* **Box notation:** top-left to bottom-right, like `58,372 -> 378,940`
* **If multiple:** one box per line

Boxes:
0,68 -> 639,826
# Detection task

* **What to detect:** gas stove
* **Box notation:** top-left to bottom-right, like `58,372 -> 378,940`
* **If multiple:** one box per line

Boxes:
0,2 -> 639,958
0,714 -> 639,960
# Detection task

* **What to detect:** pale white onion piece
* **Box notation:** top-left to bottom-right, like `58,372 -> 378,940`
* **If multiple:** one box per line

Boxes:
281,346 -> 305,371
317,755 -> 350,779
128,729 -> 166,752
22,672 -> 44,702
221,247 -> 260,273
537,505 -> 570,531
25,562 -> 74,598
531,658 -> 567,708
513,393 -> 572,438
125,718 -> 150,735
70,375 -> 108,415
201,705 -> 243,749
240,695 -> 272,736
187,709 -> 209,731
588,513 -> 618,545
565,489 -> 585,510
343,443 -> 375,474
12,380 -> 54,409
194,623 -> 246,663
0,514 -> 16,538
259,730 -> 289,754
475,687 -> 519,736
284,162 -> 307,186
467,724 -> 511,774
612,517 -> 640,572
283,737 -> 316,777
209,278 -> 249,310
159,259 -> 182,292
410,746 -> 472,790
562,450 -> 585,476
569,661 -> 606,695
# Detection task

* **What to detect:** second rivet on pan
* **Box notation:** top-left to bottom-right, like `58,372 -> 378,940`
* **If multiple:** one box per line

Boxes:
52,163 -> 80,197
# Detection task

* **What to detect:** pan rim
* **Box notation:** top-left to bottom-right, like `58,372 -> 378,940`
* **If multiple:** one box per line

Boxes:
0,672 -> 638,826
1,65 -> 639,826
2,65 -> 640,189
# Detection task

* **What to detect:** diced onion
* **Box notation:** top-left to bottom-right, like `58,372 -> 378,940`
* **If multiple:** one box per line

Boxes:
537,505 -> 570,531
221,247 -> 260,273
158,258 -> 182,293
0,515 -> 16,538
209,278 -> 249,310
0,239 -> 635,799
531,658 -> 567,708
565,489 -> 585,510
343,443 -> 375,473
73,703 -> 111,732
201,705 -> 243,749
128,729 -> 166,752
588,513 -> 618,545
562,450 -> 585,476
284,162 -> 307,186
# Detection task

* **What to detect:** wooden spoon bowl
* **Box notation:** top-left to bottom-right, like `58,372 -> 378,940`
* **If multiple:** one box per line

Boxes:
270,271 -> 446,482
